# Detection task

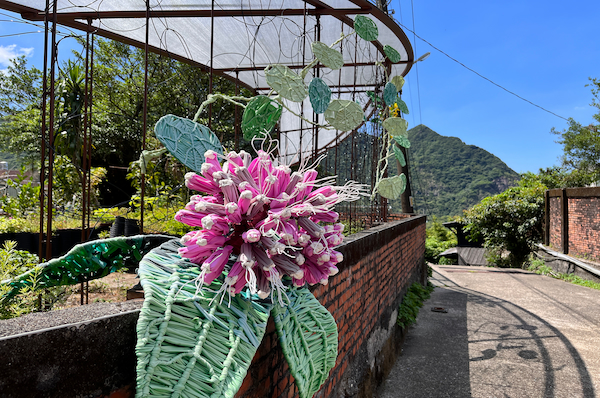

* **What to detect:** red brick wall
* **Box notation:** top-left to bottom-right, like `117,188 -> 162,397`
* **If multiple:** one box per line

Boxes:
236,216 -> 427,398
568,197 -> 600,262
546,188 -> 600,262
549,196 -> 562,250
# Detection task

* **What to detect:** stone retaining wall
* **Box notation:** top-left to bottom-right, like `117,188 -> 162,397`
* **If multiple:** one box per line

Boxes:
0,216 -> 426,398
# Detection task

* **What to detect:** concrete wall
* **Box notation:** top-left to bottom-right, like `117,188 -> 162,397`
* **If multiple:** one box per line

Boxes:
546,187 -> 600,262
0,216 -> 426,398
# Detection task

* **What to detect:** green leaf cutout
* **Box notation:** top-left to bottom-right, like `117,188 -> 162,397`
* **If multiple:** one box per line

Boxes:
397,98 -> 409,114
393,145 -> 406,167
311,41 -> 344,70
366,91 -> 384,108
265,64 -> 308,102
136,240 -> 272,398
378,174 -> 407,200
394,134 -> 411,148
354,15 -> 378,41
391,75 -> 405,91
384,45 -> 402,63
241,95 -> 283,140
273,286 -> 338,398
324,99 -> 364,131
155,115 -> 223,172
383,82 -> 398,107
308,78 -> 332,114
382,117 -> 408,137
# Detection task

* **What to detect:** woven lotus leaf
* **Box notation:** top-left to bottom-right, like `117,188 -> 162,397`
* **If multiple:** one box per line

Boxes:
378,174 -> 407,200
397,98 -> 410,115
136,240 -> 272,398
391,75 -> 405,91
383,117 -> 408,137
393,145 -> 406,167
354,15 -> 378,41
241,95 -> 283,140
394,134 -> 411,148
324,99 -> 364,131
311,41 -> 344,70
155,115 -> 223,173
384,45 -> 402,63
308,78 -> 332,114
383,82 -> 398,107
265,64 -> 308,102
273,286 -> 338,398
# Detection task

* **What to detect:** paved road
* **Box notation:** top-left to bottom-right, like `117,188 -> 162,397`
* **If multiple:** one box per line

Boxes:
376,265 -> 600,398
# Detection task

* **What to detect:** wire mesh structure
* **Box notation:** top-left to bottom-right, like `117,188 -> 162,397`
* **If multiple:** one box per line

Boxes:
0,0 -> 414,255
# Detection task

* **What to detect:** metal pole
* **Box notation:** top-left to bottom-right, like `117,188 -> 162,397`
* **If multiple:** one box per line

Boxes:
45,0 -> 58,260
140,0 -> 150,233
38,0 -> 50,262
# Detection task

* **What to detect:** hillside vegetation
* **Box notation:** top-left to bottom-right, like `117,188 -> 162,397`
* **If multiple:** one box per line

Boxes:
407,125 -> 520,218
322,124 -> 520,219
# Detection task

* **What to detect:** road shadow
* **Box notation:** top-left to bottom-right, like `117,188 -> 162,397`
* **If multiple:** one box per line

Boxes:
377,268 -> 596,398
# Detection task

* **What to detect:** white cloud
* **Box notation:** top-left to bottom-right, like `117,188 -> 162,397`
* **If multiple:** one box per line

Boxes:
0,44 -> 34,68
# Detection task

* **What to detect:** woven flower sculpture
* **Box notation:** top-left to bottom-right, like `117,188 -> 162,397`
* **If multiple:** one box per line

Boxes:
174,148 -> 360,302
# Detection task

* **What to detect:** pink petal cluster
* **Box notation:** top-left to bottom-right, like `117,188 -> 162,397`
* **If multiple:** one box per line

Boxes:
175,149 -> 346,299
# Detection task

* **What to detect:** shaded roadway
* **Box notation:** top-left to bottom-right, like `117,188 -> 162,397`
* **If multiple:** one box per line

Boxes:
376,265 -> 600,398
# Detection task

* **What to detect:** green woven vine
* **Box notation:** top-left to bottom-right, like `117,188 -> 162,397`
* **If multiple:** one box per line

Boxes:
0,235 -> 172,302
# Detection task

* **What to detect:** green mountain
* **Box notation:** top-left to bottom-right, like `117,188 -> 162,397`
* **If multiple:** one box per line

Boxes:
322,124 -> 520,219
407,124 -> 520,218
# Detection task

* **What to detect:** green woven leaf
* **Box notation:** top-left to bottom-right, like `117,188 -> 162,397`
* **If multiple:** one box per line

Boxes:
0,235 -> 172,302
136,240 -> 272,398
383,82 -> 398,107
324,99 -> 364,131
383,117 -> 408,137
354,15 -> 378,41
241,95 -> 283,140
397,98 -> 409,115
378,174 -> 407,200
384,45 -> 402,63
311,41 -> 343,70
155,115 -> 223,173
394,134 -> 411,148
273,286 -> 338,398
393,145 -> 406,167
308,78 -> 332,114
391,75 -> 405,91
265,64 -> 308,102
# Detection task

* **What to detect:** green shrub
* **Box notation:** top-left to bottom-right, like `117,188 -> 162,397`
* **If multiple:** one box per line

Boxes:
397,282 -> 435,328
0,241 -> 71,319
425,218 -> 457,264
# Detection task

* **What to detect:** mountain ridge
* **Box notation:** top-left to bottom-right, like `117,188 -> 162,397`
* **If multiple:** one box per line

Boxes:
406,124 -> 520,218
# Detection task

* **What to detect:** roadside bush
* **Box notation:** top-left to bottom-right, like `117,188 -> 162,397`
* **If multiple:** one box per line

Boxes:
0,241 -> 70,319
425,218 -> 457,264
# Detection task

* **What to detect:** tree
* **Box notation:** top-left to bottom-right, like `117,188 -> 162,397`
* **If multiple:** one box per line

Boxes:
462,178 -> 545,268
552,78 -> 600,183
520,166 -> 595,189
0,56 -> 43,164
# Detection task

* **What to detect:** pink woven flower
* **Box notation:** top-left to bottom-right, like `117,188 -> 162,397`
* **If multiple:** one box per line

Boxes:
175,149 -> 362,300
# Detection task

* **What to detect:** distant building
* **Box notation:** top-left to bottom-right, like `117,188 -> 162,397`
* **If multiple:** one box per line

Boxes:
439,221 -> 488,266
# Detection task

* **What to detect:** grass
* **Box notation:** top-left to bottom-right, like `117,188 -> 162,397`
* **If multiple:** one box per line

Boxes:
397,281 -> 435,329
528,257 -> 600,291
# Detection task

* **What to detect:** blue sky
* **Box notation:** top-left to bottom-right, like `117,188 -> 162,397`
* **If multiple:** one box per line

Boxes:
1,1 -> 600,173
392,0 -> 600,173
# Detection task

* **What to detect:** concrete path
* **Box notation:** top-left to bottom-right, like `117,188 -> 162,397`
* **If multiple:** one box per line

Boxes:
376,265 -> 600,398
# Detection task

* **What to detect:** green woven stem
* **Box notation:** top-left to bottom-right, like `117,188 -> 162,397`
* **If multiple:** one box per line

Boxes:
0,234 -> 172,301
135,240 -> 271,398
272,286 -> 338,398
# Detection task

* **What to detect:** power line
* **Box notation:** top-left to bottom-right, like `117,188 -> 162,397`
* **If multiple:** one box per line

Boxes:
395,21 -> 569,121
